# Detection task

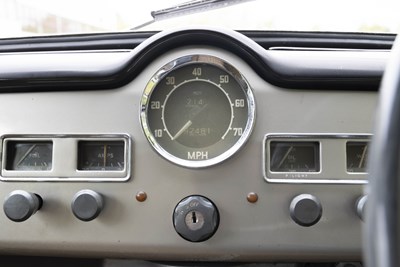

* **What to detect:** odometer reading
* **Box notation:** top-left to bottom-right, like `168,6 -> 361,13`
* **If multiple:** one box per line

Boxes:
141,55 -> 255,168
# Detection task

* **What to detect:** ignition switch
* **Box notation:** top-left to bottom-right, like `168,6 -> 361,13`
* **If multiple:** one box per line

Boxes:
173,195 -> 219,242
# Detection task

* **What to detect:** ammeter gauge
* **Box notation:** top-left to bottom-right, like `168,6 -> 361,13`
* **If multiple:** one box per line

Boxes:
78,141 -> 125,171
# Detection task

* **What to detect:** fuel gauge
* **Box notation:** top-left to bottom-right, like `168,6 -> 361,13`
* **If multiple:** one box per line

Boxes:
78,141 -> 125,171
6,141 -> 53,171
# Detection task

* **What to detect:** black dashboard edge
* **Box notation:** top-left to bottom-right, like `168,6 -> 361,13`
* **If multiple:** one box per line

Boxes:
0,27 -> 391,93
0,31 -> 394,53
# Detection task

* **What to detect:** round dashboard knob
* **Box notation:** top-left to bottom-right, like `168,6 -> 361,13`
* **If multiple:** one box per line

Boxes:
355,195 -> 367,221
290,194 -> 322,227
3,190 -> 42,222
71,190 -> 103,222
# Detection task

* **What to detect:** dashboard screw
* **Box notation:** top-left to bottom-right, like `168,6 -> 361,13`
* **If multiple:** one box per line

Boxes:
136,191 -> 147,202
247,192 -> 258,203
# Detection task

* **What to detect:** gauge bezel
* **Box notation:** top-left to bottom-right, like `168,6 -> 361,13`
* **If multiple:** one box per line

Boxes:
0,134 -> 131,182
263,134 -> 371,184
140,55 -> 256,168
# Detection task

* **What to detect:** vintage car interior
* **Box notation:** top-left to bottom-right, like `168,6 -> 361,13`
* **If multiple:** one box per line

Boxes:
0,1 -> 398,266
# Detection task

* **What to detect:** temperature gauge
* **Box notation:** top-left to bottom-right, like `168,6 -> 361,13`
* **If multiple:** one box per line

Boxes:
78,141 -> 125,171
347,142 -> 369,173
269,142 -> 320,172
6,141 -> 53,171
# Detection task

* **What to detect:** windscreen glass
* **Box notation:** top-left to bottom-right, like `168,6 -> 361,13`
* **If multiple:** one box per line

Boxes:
0,0 -> 398,38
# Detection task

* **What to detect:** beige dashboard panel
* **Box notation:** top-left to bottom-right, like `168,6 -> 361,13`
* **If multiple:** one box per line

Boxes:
0,46 -> 376,261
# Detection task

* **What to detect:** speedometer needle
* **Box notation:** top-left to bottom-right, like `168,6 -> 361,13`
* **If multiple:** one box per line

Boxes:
172,120 -> 192,140
171,103 -> 209,140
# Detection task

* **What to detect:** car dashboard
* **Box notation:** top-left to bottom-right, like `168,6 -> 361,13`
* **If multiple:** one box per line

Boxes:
0,27 -> 392,265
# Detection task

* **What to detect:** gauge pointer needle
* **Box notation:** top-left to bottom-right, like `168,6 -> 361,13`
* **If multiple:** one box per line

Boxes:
16,145 -> 36,166
359,145 -> 368,169
172,120 -> 193,140
276,146 -> 293,169
103,145 -> 107,167
171,104 -> 209,141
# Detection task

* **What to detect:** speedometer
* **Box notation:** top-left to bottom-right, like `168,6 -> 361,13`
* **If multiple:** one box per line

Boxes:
140,55 -> 255,168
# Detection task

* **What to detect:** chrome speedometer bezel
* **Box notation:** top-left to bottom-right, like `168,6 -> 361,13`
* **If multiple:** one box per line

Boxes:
140,54 -> 255,168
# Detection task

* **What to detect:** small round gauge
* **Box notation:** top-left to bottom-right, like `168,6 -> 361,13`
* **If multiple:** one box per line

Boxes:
78,141 -> 125,171
6,141 -> 53,171
140,55 -> 255,168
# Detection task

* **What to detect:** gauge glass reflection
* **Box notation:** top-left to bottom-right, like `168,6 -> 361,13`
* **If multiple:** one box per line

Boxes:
269,142 -> 320,172
6,141 -> 53,171
78,141 -> 125,171
346,142 -> 369,173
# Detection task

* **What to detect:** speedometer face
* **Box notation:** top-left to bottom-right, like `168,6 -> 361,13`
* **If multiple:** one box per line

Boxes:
140,55 -> 255,168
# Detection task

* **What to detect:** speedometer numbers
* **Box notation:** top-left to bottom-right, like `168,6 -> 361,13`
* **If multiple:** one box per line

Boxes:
141,55 -> 255,168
